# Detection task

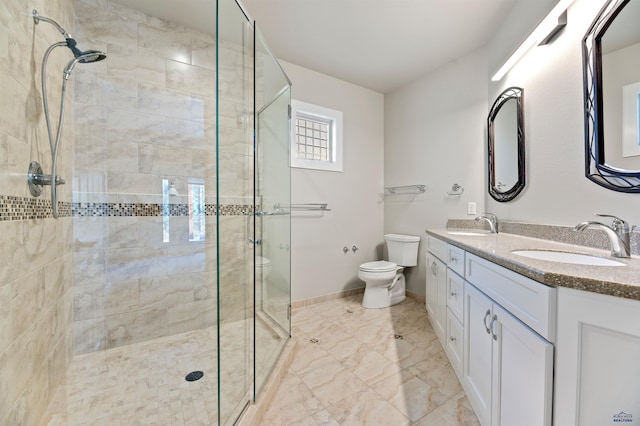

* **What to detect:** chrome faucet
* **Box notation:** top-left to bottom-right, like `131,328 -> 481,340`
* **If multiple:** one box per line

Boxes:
573,214 -> 631,258
475,213 -> 498,233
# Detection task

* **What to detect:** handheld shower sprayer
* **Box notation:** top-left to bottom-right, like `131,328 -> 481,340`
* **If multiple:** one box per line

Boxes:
27,10 -> 107,218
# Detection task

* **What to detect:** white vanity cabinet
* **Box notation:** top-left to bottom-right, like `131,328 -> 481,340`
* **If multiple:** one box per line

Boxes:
427,234 -> 556,426
555,287 -> 640,426
463,252 -> 555,426
464,282 -> 554,426
426,237 -> 466,379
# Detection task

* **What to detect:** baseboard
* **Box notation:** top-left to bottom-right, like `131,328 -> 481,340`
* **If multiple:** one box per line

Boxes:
292,287 -> 425,310
291,287 -> 365,309
406,290 -> 426,305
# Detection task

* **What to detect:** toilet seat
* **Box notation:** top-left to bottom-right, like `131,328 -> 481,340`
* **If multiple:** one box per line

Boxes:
359,261 -> 397,273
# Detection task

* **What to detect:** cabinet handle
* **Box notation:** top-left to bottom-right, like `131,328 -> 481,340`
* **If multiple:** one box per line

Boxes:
450,336 -> 456,342
491,314 -> 498,341
431,262 -> 437,275
483,309 -> 491,334
450,256 -> 457,263
450,291 -> 457,297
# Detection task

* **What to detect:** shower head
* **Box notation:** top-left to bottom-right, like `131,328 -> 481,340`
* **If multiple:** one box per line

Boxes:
64,37 -> 106,62
63,50 -> 107,79
32,9 -> 107,68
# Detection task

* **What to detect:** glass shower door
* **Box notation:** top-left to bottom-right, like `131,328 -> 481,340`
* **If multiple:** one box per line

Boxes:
254,26 -> 292,397
217,3 -> 290,422
217,0 -> 254,424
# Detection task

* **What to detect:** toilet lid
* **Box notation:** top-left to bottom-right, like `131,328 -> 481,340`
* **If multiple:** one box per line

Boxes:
359,261 -> 397,273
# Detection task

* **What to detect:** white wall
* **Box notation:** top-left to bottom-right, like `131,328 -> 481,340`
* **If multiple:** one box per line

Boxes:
384,49 -> 488,296
280,61 -> 385,302
285,0 -> 640,302
486,0 -> 640,226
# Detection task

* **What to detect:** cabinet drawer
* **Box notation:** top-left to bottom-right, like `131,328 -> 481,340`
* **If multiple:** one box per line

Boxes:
446,308 -> 464,379
465,252 -> 556,341
446,269 -> 464,322
447,245 -> 465,276
427,236 -> 448,263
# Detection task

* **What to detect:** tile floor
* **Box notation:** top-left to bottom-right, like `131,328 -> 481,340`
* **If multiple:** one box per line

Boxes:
39,294 -> 477,425
262,295 -> 480,425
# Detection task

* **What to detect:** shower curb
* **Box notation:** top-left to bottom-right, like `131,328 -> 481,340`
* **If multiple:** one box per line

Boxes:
237,336 -> 298,425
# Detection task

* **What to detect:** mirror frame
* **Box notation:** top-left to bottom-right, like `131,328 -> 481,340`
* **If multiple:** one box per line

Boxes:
487,86 -> 525,202
583,0 -> 640,192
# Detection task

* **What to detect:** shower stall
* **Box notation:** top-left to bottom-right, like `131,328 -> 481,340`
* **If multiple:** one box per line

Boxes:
0,0 -> 290,424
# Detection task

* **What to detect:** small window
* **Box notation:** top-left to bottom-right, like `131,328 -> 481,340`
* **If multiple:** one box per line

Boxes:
291,100 -> 343,172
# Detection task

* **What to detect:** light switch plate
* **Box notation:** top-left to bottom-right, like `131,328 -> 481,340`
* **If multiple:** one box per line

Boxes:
467,202 -> 477,215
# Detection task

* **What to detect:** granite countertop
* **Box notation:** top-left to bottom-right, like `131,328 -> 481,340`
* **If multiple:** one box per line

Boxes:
426,228 -> 640,301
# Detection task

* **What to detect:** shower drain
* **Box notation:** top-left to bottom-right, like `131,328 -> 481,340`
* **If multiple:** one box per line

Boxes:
185,371 -> 204,382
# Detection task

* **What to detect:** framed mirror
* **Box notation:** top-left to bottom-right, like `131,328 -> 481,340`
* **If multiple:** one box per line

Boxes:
583,0 -> 640,192
488,87 -> 525,202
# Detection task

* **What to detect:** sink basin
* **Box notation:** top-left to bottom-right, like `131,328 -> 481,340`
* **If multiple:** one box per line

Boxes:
447,231 -> 489,237
512,250 -> 625,267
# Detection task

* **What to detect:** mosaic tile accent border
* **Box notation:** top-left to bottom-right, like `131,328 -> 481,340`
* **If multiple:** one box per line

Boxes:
0,196 -> 73,221
0,195 -> 255,221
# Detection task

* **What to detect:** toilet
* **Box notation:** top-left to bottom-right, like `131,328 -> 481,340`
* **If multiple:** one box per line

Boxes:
256,256 -> 271,301
358,234 -> 420,309
256,256 -> 271,279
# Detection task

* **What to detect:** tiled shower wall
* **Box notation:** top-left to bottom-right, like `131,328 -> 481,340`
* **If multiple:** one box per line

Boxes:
71,0 -> 254,354
0,0 -> 254,421
0,0 -> 76,424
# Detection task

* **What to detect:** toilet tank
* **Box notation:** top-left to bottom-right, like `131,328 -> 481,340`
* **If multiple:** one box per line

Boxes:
384,234 -> 420,266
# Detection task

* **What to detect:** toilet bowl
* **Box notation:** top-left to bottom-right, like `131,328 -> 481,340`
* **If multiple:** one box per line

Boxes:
358,261 -> 406,308
256,256 -> 271,280
358,234 -> 420,309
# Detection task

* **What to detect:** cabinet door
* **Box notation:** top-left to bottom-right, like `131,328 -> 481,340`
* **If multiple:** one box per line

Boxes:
463,282 -> 493,426
426,253 -> 446,342
556,287 -> 640,426
493,304 -> 553,426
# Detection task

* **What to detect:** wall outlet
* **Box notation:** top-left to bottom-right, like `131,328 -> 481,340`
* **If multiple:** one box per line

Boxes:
467,202 -> 477,215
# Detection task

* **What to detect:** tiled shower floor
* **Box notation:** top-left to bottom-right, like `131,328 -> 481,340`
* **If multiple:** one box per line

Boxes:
41,317 -> 286,426
42,326 -> 220,426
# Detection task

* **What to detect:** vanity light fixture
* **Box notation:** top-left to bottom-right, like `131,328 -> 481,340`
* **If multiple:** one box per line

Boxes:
491,0 -> 573,81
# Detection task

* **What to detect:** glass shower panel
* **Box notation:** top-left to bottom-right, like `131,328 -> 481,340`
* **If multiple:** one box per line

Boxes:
58,0 -> 219,424
217,0 -> 255,424
254,25 -> 292,397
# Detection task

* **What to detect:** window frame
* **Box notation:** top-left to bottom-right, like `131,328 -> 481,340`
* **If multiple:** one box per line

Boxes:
290,100 -> 343,172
